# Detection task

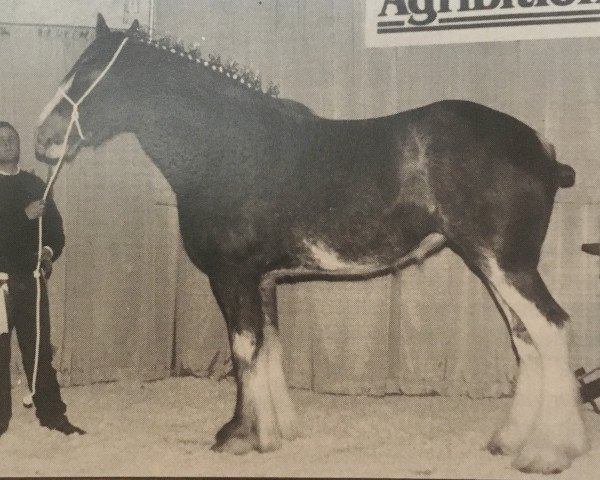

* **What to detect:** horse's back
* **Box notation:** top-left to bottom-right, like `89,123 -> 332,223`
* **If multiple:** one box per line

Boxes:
401,100 -> 563,269
294,99 -> 565,270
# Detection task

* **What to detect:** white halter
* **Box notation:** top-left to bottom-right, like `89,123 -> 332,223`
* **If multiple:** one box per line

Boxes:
42,37 -> 129,199
25,36 -> 129,406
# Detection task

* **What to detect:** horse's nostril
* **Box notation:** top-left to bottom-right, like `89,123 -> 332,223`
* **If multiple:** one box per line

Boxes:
35,133 -> 53,156
36,127 -> 55,148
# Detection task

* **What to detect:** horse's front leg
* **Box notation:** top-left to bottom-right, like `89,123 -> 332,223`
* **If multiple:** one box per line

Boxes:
208,270 -> 285,454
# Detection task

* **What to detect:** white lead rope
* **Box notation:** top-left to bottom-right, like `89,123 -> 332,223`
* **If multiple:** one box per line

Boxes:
24,37 -> 129,407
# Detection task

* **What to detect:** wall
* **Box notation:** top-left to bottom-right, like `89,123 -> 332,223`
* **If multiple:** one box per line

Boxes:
0,0 -> 152,29
0,1 -> 598,396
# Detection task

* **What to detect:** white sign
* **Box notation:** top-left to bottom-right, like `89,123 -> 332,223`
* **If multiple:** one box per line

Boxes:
366,0 -> 600,46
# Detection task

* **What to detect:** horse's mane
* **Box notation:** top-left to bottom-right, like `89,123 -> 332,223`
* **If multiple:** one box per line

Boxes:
129,28 -> 281,98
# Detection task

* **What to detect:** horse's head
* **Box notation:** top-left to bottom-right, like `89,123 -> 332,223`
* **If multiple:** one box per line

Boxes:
36,15 -> 139,165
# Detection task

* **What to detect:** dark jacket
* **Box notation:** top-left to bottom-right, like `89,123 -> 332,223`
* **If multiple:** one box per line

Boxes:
0,170 -> 64,275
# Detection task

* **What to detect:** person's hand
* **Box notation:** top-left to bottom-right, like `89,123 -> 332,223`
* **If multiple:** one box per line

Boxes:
25,199 -> 46,220
41,246 -> 53,279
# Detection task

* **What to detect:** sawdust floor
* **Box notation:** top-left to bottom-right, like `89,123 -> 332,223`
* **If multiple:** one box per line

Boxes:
1,377 -> 599,478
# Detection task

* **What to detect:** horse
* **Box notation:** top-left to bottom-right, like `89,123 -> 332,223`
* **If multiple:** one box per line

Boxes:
35,14 -> 588,474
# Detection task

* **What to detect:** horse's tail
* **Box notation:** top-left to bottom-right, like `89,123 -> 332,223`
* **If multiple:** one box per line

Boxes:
556,162 -> 576,189
536,131 -> 575,189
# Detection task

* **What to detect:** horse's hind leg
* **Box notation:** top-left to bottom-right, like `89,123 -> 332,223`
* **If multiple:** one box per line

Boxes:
483,259 -> 589,473
208,269 -> 290,454
485,283 -> 542,456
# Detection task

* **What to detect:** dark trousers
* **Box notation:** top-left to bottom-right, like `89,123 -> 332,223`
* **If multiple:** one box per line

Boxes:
0,274 -> 66,427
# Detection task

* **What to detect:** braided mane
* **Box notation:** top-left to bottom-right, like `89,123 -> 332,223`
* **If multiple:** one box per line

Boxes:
129,28 -> 280,98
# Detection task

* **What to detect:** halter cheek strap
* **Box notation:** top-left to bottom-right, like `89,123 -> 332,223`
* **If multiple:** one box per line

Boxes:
50,37 -> 129,181
42,37 -> 129,200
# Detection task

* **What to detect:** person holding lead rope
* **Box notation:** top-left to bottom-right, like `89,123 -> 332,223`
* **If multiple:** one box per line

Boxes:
0,121 -> 84,437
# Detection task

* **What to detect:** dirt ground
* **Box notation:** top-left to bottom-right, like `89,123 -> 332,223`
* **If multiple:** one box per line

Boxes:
1,377 -> 599,478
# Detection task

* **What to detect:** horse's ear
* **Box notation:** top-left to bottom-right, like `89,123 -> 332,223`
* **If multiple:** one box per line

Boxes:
127,19 -> 140,34
96,14 -> 110,36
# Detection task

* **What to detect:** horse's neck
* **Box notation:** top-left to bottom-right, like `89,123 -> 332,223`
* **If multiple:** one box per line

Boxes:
132,90 -> 259,195
125,49 -> 309,195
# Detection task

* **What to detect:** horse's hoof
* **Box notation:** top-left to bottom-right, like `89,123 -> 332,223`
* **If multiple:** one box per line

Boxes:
212,418 -> 282,454
211,436 -> 256,455
513,446 -> 571,474
213,422 -> 283,454
213,418 -> 257,454
215,417 -> 245,445
211,428 -> 282,454
257,433 -> 282,453
486,440 -> 508,456
512,433 -> 588,474
275,408 -> 300,441
486,426 -> 524,457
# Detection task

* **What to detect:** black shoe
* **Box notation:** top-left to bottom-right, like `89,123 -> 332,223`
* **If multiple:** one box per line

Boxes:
39,415 -> 86,435
0,422 -> 8,437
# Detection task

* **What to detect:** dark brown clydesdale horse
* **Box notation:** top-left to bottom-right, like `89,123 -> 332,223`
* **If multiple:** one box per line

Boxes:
34,15 -> 588,474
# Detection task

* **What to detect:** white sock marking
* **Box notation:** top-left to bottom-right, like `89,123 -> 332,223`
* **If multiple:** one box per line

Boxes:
486,258 -> 588,467
487,283 -> 542,452
241,337 -> 280,451
232,331 -> 256,365
264,325 -> 298,439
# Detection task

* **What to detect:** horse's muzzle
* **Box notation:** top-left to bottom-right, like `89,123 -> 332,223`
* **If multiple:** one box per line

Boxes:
35,144 -> 61,165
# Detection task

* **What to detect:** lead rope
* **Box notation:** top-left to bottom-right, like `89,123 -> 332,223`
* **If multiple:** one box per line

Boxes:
23,37 -> 129,407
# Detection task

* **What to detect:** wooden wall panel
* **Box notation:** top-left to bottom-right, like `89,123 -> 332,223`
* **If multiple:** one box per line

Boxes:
390,252 -> 515,398
62,135 -> 175,385
3,1 -> 598,395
